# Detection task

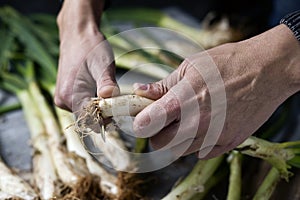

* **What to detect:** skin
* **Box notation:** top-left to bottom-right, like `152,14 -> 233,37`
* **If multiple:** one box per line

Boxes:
55,0 -> 119,112
55,1 -> 300,159
134,24 -> 300,159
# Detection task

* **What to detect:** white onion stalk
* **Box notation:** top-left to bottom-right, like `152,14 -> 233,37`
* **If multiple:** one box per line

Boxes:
0,157 -> 38,200
0,191 -> 13,200
77,95 -> 153,141
88,129 -> 135,171
76,95 -> 153,171
56,107 -> 119,197
28,82 -> 91,191
17,90 -> 58,199
75,94 -> 155,199
95,95 -> 154,118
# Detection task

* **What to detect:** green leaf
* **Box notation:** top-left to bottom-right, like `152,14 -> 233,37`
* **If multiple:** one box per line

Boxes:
15,60 -> 35,82
0,81 -> 21,93
0,6 -> 57,82
134,138 -> 148,153
0,102 -> 21,115
287,156 -> 300,168
252,167 -> 281,200
29,13 -> 57,28
106,8 -> 201,43
27,14 -> 59,56
236,136 -> 294,180
279,141 -> 300,149
0,29 -> 16,71
1,72 -> 27,90
24,60 -> 35,81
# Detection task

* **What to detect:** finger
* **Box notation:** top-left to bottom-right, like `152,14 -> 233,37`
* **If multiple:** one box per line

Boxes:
149,115 -> 205,152
149,126 -> 205,158
132,64 -> 185,136
197,145 -> 226,159
96,64 -> 120,98
87,39 -> 120,98
158,136 -> 221,159
133,81 -> 169,100
134,77 -> 202,140
54,59 -> 74,111
170,138 -> 209,158
168,135 -> 239,159
71,61 -> 97,113
55,60 -> 95,112
197,137 -> 247,159
133,59 -> 190,100
133,90 -> 181,138
149,122 -> 180,150
54,85 -> 72,112
168,140 -> 223,159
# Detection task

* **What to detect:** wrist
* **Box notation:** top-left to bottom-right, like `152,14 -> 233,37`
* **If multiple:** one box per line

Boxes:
280,10 -> 300,43
279,10 -> 300,91
273,24 -> 300,93
57,0 -> 104,38
270,25 -> 300,94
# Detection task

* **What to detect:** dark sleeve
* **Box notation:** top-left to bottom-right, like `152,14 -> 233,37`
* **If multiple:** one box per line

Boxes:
280,10 -> 300,42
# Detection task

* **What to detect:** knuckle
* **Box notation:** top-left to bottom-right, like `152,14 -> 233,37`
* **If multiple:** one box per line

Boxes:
99,76 -> 117,87
180,58 -> 193,72
56,13 -> 62,27
96,69 -> 117,86
155,95 -> 180,123
181,58 -> 192,66
155,82 -> 169,96
54,87 -> 71,110
54,95 -> 64,108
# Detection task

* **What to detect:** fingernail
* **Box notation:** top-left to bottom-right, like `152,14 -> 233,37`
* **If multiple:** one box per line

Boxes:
98,85 -> 120,98
133,83 -> 148,91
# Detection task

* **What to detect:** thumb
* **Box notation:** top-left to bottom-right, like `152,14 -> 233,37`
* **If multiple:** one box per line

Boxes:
96,65 -> 120,98
87,39 -> 120,98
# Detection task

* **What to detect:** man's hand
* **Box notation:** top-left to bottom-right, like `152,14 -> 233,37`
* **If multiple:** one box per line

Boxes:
133,24 -> 300,159
55,0 -> 119,112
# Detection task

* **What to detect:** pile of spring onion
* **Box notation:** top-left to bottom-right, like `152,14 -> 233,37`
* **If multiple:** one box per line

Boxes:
1,6 -> 300,200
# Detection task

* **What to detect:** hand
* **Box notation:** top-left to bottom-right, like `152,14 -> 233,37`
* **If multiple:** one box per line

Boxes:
54,0 -> 119,112
133,24 -> 300,159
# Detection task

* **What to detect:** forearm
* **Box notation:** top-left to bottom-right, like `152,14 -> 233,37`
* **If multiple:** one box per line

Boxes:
57,0 -> 105,38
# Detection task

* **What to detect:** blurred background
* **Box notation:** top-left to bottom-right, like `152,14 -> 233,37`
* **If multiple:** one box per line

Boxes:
0,0 -> 280,33
1,0 -> 300,37
1,0 -> 300,200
